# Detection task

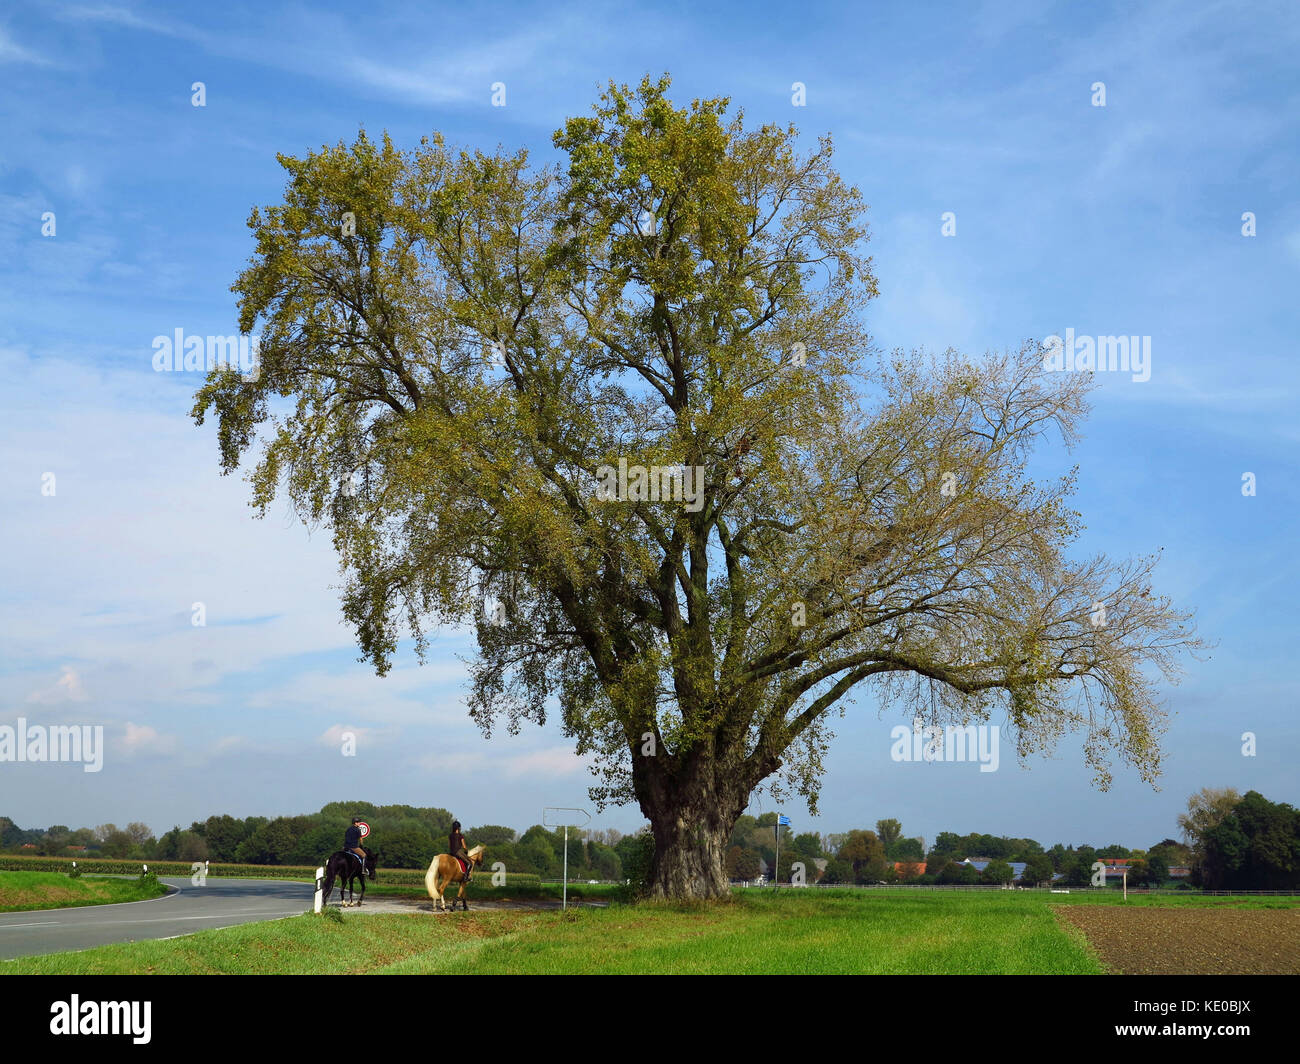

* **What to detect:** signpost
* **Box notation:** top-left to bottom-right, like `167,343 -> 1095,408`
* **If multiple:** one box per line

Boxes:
357,821 -> 371,839
542,806 -> 590,911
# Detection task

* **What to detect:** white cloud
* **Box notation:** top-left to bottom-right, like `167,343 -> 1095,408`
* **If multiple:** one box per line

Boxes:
502,745 -> 592,779
25,665 -> 89,706
119,721 -> 177,756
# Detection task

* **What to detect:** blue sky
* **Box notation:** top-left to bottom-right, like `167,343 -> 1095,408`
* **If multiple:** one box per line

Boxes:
1,1 -> 1297,850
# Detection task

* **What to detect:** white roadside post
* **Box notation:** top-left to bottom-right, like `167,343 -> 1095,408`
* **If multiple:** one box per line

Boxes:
543,806 -> 591,911
314,866 -> 325,913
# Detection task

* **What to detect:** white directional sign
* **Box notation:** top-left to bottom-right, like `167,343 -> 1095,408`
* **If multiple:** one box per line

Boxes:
543,807 -> 591,910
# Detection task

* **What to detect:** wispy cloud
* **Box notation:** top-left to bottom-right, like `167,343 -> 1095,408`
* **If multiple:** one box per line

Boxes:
57,3 -> 206,43
25,666 -> 89,706
119,721 -> 178,756
0,26 -> 52,66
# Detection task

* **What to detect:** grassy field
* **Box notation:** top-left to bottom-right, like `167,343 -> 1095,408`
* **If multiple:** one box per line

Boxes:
12,886 -> 1297,974
0,871 -> 168,913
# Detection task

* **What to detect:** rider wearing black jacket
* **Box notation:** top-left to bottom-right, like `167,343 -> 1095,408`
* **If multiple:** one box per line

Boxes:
344,817 -> 366,869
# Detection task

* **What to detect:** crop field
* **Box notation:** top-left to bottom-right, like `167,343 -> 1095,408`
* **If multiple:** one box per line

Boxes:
6,885 -> 1297,975
1057,904 -> 1300,974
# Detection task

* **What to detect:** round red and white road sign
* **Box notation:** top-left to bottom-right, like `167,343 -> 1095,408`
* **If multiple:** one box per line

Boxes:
358,821 -> 371,838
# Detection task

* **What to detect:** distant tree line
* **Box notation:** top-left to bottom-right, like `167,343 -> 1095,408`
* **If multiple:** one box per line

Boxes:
0,801 -> 637,881
6,787 -> 1295,890
719,788 -> 1300,891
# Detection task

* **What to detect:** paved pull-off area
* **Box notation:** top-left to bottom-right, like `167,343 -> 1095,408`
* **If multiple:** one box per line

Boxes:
0,877 -> 313,961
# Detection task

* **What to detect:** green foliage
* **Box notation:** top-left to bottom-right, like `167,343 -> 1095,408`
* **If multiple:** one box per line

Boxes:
1200,790 -> 1300,890
820,858 -> 853,884
98,830 -> 134,859
1059,858 -> 1091,887
616,832 -> 655,895
980,860 -> 1015,885
838,829 -> 884,870
793,832 -> 823,860
468,825 -> 517,847
374,828 -> 438,869
1144,854 -> 1169,886
886,836 -> 924,862
183,72 -> 1203,900
1019,854 -> 1056,886
938,862 -> 979,885
726,845 -> 761,881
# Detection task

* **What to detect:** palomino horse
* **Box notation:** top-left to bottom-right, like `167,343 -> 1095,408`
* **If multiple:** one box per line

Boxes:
425,844 -> 485,911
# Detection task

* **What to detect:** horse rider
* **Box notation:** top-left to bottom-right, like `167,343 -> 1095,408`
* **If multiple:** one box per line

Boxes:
449,820 -> 472,883
343,816 -> 368,873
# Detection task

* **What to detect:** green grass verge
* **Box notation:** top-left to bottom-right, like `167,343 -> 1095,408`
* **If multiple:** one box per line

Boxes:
0,871 -> 168,913
8,886 -> 1295,974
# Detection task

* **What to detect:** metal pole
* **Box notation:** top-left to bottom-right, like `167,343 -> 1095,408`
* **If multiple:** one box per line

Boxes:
563,825 -> 569,911
774,819 -> 779,890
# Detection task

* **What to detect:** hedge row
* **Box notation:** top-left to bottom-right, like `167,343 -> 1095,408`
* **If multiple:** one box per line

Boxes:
0,854 -> 539,888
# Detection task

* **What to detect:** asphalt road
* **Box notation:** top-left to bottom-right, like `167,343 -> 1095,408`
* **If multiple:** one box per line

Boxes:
0,877 -> 313,961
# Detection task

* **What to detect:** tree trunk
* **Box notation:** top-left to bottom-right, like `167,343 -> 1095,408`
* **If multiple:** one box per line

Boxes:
639,754 -> 746,900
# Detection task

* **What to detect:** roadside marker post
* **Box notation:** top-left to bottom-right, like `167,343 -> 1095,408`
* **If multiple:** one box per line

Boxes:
543,806 -> 591,911
314,866 -> 325,913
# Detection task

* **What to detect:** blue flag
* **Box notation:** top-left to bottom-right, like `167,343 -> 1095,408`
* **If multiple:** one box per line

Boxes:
777,814 -> 791,826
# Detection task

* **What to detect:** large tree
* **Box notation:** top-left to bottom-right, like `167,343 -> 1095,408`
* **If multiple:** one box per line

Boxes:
195,76 -> 1202,899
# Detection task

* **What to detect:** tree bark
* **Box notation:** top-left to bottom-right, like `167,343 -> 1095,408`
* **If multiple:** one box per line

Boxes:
638,753 -> 747,900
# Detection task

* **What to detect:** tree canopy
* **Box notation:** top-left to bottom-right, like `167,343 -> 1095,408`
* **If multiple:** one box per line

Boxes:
194,75 -> 1203,898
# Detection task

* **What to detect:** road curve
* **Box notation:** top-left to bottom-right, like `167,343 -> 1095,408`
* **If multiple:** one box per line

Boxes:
0,877 -> 313,962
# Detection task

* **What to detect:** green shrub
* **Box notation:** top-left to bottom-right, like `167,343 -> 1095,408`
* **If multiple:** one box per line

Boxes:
618,832 -> 655,897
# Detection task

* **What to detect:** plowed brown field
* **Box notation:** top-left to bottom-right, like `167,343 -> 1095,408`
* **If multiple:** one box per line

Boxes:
1057,905 -> 1300,974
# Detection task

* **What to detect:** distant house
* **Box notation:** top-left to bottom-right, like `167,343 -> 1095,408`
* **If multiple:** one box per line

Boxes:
958,857 -> 1028,881
1097,859 -> 1133,881
894,861 -> 926,877
20,843 -> 37,850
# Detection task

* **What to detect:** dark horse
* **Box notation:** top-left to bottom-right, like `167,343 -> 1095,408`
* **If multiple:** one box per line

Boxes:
321,848 -> 375,907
